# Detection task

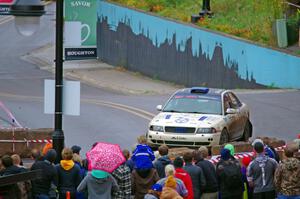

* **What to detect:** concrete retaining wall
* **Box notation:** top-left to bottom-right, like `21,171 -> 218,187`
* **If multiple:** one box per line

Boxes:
97,1 -> 300,89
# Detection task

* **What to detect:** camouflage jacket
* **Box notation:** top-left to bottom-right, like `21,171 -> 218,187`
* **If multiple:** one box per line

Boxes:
274,158 -> 300,196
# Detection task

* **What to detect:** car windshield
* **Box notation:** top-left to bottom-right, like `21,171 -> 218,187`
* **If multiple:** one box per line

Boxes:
163,95 -> 222,115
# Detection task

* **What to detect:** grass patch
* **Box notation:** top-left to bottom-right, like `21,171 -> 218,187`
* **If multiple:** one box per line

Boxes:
108,0 -> 297,47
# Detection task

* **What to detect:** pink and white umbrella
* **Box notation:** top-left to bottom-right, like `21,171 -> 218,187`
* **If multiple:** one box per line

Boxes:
86,142 -> 126,173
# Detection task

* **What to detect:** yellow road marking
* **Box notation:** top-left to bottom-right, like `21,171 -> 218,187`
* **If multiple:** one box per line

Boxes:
0,92 -> 154,121
0,16 -> 13,25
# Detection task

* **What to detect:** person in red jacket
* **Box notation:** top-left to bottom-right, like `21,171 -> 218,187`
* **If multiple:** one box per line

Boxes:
173,156 -> 194,199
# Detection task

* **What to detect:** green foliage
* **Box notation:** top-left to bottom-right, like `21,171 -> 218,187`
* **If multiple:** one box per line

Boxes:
108,0 -> 297,46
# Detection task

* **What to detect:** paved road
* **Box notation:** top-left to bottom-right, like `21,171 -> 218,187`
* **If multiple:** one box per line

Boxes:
0,4 -> 299,156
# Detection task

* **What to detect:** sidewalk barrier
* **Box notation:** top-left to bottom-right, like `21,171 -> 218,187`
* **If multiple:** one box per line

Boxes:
209,145 -> 286,164
0,128 -> 52,157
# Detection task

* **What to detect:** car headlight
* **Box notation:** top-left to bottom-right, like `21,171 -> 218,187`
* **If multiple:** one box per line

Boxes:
196,128 -> 216,134
150,125 -> 164,132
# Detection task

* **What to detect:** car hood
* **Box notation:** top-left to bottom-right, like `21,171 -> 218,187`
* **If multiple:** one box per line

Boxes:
150,112 -> 223,127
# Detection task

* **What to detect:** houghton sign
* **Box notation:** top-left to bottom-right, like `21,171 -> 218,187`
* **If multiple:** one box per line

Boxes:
64,0 -> 97,60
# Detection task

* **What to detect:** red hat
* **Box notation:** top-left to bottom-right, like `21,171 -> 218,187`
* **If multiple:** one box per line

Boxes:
242,156 -> 251,167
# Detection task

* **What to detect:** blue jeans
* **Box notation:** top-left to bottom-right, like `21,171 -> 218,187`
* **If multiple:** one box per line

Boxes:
277,195 -> 300,199
35,194 -> 50,199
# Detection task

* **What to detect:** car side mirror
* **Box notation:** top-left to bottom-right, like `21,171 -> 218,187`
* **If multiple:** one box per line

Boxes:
156,105 -> 162,111
226,108 -> 237,114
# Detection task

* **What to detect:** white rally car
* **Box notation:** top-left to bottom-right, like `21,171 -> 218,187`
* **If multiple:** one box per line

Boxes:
146,87 -> 252,147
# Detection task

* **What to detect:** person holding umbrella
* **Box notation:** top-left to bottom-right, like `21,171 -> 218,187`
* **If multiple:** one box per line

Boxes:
83,142 -> 127,198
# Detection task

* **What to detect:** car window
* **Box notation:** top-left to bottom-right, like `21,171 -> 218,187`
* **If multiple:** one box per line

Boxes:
163,95 -> 222,115
228,92 -> 242,108
223,93 -> 232,113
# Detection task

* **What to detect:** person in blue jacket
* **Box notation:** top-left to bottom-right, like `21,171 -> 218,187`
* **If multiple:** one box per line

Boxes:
131,135 -> 155,177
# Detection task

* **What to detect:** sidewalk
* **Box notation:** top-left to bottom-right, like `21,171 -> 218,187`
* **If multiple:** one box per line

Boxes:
22,44 -> 296,95
22,44 -> 181,95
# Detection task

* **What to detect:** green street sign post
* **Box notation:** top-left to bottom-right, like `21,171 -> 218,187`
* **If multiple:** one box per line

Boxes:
64,0 -> 97,60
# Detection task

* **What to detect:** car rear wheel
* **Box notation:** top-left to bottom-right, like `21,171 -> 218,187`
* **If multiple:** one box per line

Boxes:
219,129 -> 229,145
242,120 -> 252,141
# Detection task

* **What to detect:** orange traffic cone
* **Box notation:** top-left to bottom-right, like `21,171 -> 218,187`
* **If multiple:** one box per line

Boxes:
66,191 -> 71,199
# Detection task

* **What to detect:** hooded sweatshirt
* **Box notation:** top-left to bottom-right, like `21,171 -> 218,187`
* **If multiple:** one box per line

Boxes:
77,173 -> 119,199
56,160 -> 82,194
132,168 -> 160,199
154,155 -> 172,178
247,154 -> 278,193
274,157 -> 300,196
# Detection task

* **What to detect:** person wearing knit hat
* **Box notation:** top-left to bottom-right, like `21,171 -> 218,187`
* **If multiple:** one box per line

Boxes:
160,175 -> 183,199
156,164 -> 188,198
77,169 -> 119,199
224,144 -> 235,159
144,184 -> 163,199
71,145 -> 81,155
42,143 -> 53,156
216,148 -> 244,199
144,184 -> 162,199
220,148 -> 231,161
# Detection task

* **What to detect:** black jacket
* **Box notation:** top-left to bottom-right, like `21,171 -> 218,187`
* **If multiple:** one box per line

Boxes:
196,159 -> 218,193
31,160 -> 58,195
184,163 -> 206,199
216,159 -> 244,199
153,155 -> 172,178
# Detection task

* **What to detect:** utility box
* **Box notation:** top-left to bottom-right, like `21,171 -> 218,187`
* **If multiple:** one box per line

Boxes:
274,19 -> 288,48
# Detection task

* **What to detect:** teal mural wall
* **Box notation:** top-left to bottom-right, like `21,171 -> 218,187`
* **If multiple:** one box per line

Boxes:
97,1 -> 300,88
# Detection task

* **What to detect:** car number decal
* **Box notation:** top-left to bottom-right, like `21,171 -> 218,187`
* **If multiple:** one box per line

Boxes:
175,117 -> 189,123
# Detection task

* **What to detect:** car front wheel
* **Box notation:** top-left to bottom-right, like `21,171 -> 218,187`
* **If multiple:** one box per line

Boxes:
219,129 -> 229,145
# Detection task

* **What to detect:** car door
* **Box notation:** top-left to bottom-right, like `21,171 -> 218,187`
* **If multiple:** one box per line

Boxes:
223,93 -> 239,140
228,92 -> 246,139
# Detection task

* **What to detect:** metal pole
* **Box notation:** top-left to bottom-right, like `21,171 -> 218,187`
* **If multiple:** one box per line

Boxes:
52,0 -> 64,163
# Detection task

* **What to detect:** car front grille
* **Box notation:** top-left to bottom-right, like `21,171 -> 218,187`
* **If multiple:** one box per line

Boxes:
165,126 -> 196,134
151,139 -> 210,146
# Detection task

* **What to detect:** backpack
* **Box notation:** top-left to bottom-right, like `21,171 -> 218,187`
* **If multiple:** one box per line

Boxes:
222,161 -> 243,190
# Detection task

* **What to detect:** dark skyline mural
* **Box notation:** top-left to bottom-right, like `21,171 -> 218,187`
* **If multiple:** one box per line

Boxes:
97,17 -> 265,89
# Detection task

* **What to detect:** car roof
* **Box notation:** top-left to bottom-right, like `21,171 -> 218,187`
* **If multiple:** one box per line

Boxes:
173,87 -> 225,98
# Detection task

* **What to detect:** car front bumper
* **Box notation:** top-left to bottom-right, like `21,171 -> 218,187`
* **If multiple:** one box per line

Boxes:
147,130 -> 221,147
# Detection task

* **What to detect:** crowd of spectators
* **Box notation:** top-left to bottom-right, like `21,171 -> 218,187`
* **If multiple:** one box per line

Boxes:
0,136 -> 299,199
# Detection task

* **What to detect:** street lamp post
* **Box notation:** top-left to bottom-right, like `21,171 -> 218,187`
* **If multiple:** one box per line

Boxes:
53,0 -> 64,163
10,0 -> 65,162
